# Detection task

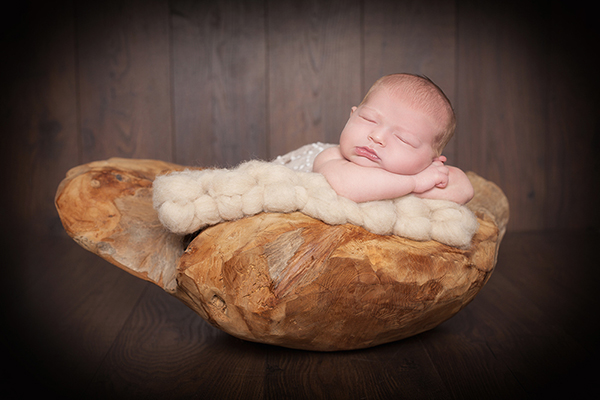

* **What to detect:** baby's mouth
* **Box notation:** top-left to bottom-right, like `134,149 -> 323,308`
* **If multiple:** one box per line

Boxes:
355,146 -> 380,161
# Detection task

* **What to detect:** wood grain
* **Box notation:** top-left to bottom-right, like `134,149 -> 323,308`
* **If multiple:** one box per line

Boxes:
177,209 -> 499,351
7,228 -> 598,398
262,341 -> 452,399
85,284 -> 240,398
54,158 -> 506,351
456,0 -> 549,231
4,235 -> 148,396
544,4 -> 600,229
171,0 -> 268,167
76,0 -> 172,162
55,158 -> 188,290
5,0 -> 600,397
267,0 -> 362,157
0,1 -> 78,237
3,0 -> 597,244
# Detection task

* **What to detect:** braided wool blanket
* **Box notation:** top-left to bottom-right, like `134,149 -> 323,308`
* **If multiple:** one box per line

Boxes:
153,144 -> 479,248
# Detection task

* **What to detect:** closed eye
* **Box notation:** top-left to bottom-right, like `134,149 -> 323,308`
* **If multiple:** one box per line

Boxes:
396,135 -> 414,146
360,115 -> 376,123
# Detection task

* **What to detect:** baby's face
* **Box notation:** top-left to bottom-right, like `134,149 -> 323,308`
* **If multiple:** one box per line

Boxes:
339,87 -> 440,175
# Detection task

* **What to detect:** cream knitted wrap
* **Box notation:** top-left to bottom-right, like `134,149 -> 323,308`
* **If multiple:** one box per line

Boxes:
152,144 -> 479,248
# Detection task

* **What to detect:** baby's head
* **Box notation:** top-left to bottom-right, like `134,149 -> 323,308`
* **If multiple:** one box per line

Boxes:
360,74 -> 455,155
339,73 -> 455,175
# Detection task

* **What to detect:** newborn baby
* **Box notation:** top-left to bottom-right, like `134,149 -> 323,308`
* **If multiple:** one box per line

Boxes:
313,73 -> 473,204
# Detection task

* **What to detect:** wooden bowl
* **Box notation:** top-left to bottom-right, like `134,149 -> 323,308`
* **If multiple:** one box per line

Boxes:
55,158 -> 508,351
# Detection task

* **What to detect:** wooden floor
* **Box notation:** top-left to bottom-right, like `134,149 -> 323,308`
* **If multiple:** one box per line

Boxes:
2,228 -> 599,399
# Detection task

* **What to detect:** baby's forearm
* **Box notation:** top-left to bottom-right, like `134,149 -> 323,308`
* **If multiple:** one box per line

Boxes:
316,160 -> 417,203
415,166 -> 474,204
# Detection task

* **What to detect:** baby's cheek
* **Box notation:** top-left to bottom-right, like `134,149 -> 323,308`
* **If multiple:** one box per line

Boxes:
387,155 -> 424,175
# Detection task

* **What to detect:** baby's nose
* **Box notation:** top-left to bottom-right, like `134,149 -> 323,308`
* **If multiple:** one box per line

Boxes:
368,129 -> 386,145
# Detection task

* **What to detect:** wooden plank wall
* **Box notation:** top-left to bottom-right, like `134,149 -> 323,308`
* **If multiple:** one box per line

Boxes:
1,0 -> 598,237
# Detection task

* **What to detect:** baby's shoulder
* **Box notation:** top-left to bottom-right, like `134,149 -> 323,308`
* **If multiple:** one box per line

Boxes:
316,145 -> 342,160
313,145 -> 343,171
314,146 -> 344,166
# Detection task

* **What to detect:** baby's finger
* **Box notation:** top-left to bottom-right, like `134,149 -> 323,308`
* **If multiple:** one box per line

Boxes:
437,172 -> 449,188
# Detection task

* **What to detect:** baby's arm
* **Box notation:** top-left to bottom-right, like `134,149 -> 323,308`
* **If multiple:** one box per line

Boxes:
415,166 -> 474,204
313,147 -> 449,203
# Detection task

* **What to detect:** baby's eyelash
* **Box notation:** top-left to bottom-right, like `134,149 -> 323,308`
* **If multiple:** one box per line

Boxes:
360,115 -> 375,123
396,135 -> 412,145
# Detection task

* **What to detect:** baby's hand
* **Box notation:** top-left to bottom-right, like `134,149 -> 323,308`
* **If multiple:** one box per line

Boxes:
413,160 -> 449,193
433,156 -> 449,188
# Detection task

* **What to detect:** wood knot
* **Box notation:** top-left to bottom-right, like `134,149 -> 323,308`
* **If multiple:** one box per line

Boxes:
210,294 -> 227,314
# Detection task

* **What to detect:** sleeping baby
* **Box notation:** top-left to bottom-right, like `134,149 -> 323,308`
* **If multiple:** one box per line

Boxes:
313,73 -> 473,205
153,73 -> 479,247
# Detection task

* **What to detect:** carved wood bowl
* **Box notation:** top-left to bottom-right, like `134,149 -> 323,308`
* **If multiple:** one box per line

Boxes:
55,158 -> 509,351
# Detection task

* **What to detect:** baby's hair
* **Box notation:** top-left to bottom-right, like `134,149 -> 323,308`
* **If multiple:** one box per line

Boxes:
361,73 -> 456,155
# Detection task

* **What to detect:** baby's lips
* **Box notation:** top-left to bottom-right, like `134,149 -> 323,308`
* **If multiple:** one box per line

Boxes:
355,146 -> 380,161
